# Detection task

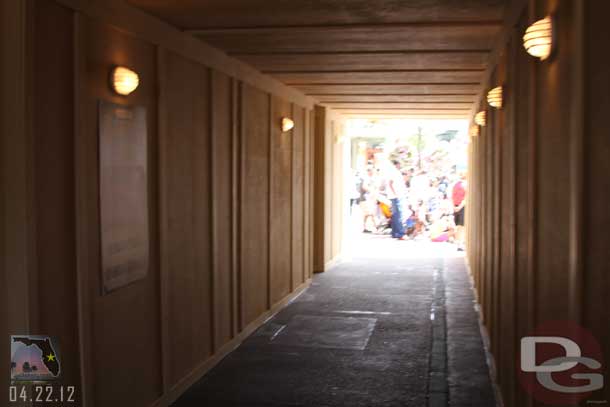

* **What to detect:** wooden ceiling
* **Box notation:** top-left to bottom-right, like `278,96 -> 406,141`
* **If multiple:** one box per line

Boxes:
128,0 -> 508,118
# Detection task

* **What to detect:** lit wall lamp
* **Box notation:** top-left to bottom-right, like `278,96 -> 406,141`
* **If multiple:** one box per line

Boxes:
474,111 -> 487,127
111,66 -> 139,96
523,16 -> 555,61
281,117 -> 294,132
487,86 -> 503,109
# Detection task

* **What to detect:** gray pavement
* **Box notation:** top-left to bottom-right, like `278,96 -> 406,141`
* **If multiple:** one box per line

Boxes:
174,235 -> 496,407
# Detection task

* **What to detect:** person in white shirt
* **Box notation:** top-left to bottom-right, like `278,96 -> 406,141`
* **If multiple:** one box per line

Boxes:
385,160 -> 408,239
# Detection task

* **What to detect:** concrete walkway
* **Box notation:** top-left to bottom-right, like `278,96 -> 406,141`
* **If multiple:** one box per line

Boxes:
174,235 -> 496,407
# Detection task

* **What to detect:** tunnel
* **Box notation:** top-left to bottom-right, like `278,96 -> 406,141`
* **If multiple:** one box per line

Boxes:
1,0 -> 608,406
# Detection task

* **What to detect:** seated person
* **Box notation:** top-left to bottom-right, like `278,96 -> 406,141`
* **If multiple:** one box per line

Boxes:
429,214 -> 455,243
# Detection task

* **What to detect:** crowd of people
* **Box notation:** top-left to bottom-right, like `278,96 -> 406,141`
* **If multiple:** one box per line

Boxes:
350,154 -> 467,250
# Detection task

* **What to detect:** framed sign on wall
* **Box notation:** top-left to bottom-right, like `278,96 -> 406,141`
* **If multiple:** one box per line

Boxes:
98,101 -> 149,294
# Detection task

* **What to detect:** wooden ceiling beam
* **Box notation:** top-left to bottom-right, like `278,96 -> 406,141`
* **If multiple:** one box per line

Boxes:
185,20 -> 503,35
233,51 -> 493,72
192,24 -> 501,54
295,84 -> 481,95
129,0 -> 506,30
338,113 -> 469,118
263,69 -> 486,74
313,94 -> 478,104
321,102 -> 474,109
230,49 -> 492,56
273,71 -> 484,84
334,107 -> 470,112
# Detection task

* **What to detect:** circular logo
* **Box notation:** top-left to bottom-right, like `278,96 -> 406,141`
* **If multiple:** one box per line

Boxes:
517,320 -> 604,405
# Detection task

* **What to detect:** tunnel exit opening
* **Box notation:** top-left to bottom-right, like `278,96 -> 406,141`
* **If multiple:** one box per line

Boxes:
341,118 -> 470,261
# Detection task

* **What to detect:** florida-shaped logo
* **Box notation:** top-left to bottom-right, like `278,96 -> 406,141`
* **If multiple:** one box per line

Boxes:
10,335 -> 61,382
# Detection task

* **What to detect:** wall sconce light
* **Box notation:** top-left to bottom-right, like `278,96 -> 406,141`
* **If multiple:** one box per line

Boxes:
111,66 -> 139,96
487,86 -> 503,109
281,117 -> 294,132
469,125 -> 480,138
474,111 -> 487,127
523,16 -> 554,61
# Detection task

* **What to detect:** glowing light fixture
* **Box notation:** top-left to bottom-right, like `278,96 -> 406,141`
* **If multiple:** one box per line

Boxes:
523,16 -> 554,61
474,111 -> 487,127
487,86 -> 503,109
469,125 -> 480,138
281,117 -> 294,132
111,66 -> 139,96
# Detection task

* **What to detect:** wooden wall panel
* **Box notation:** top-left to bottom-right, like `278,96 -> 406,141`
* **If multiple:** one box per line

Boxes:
331,122 -> 343,260
302,108 -> 311,282
291,105 -> 306,289
307,109 -> 316,279
467,1 -> 599,406
513,12 -> 535,407
211,70 -> 234,350
79,16 -> 162,406
312,106 -> 345,272
583,1 -> 610,402
535,0 -> 572,323
24,2 -> 316,406
0,1 -> 31,403
240,83 -> 270,326
499,37 -> 518,406
163,50 -> 213,386
270,96 -> 292,305
326,119 -> 335,262
313,105 -> 327,272
32,0 -> 81,394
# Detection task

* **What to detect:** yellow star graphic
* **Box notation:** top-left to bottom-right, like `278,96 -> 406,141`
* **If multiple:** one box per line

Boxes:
46,354 -> 56,362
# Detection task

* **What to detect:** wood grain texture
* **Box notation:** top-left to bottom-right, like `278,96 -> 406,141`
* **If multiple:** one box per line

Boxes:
1,0 -> 33,404
240,83 -> 271,326
584,3 -> 610,402
33,0 -> 81,395
211,70 -> 234,350
534,0 -> 571,324
270,95 -> 293,305
334,108 -> 469,115
238,52 -> 490,72
291,105 -> 306,290
163,50 -> 213,388
272,70 -> 483,85
54,0 -> 314,108
79,15 -> 162,406
313,106 -> 327,272
330,122 -> 343,259
27,2 -> 319,406
128,0 -> 506,28
122,0 -> 505,117
322,102 -> 473,109
513,14 -> 533,406
314,94 -> 477,103
297,84 -> 480,95
466,2 -> 603,405
195,24 -> 500,54
307,109 -> 316,278
338,113 -> 468,119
